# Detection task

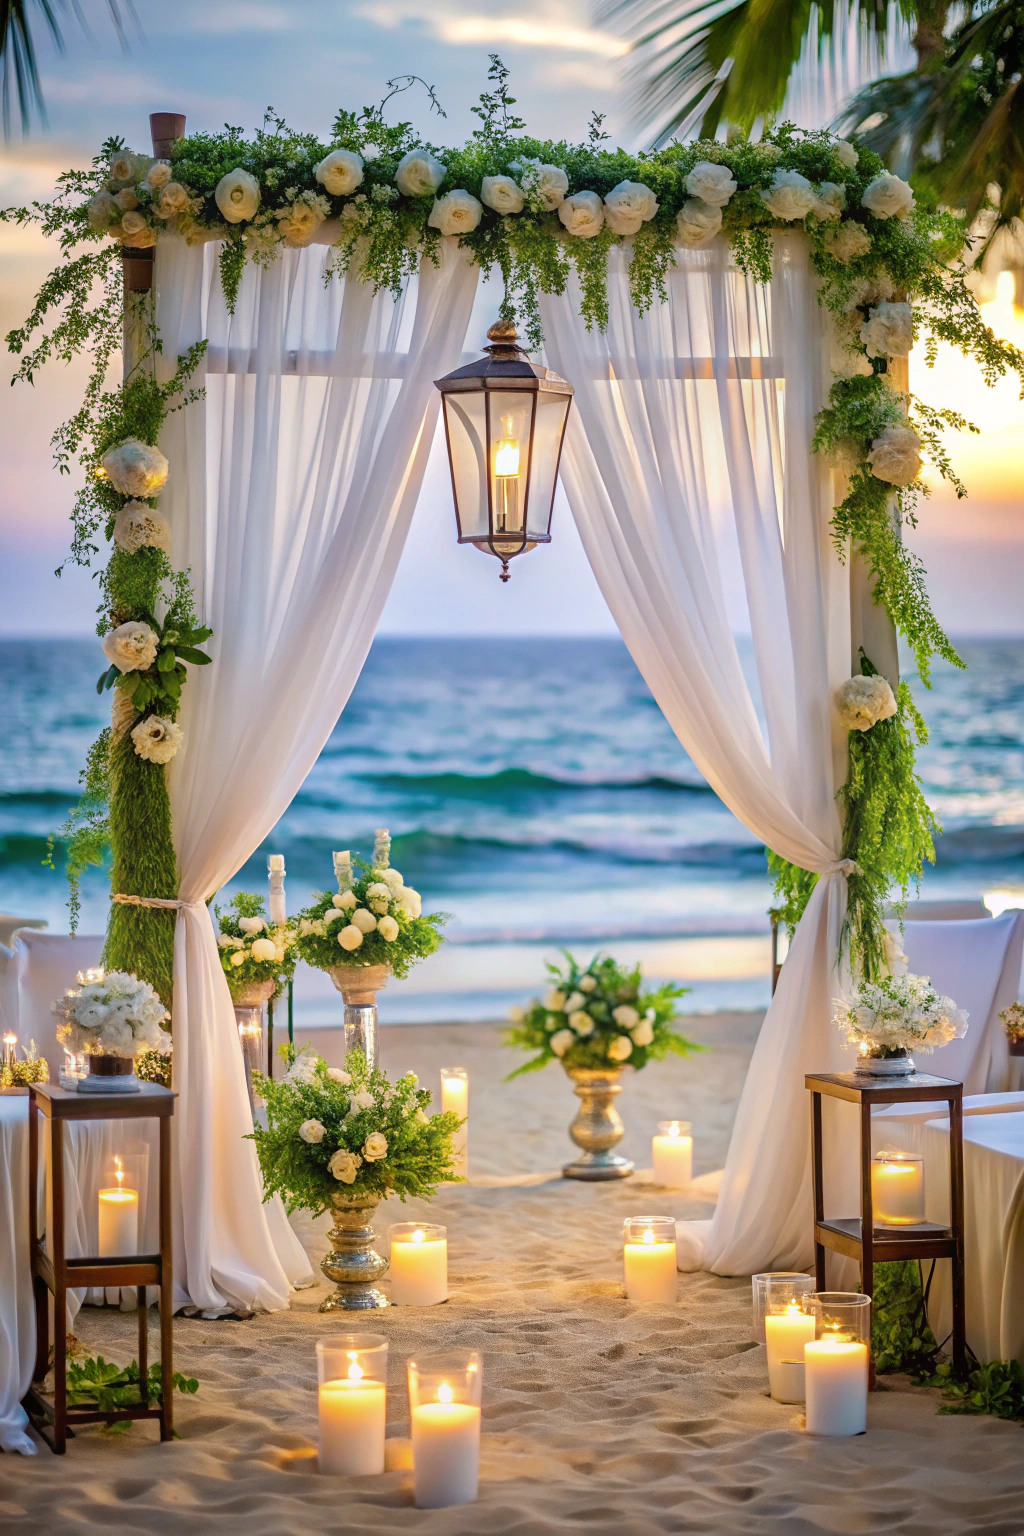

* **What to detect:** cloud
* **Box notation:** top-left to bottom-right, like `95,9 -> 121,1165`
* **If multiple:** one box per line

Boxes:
362,1 -> 624,58
179,1 -> 294,34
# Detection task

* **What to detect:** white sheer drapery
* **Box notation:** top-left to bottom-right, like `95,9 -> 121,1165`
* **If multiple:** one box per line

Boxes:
154,237 -> 479,1311
541,234 -> 868,1273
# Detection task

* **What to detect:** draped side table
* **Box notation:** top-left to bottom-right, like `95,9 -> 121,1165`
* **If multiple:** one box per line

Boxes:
24,1081 -> 176,1452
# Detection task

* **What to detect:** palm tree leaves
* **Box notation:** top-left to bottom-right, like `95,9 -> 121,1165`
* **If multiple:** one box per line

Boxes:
1,1 -> 129,136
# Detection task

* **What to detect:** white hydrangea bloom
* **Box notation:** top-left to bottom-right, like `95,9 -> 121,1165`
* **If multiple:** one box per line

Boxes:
377,915 -> 399,941
238,916 -> 266,935
813,182 -> 846,220
338,925 -> 363,951
867,424 -> 922,486
351,908 -> 377,934
835,674 -> 898,732
835,139 -> 859,169
101,437 -> 169,499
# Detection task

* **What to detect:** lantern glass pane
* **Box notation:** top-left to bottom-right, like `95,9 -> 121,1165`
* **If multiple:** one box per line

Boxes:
486,390 -> 533,546
526,392 -> 571,539
442,392 -> 489,540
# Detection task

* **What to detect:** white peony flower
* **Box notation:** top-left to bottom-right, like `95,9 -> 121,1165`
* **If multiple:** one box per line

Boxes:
103,621 -> 159,675
564,991 -> 585,1014
761,169 -> 817,221
299,1119 -> 326,1144
836,139 -> 859,169
579,974 -> 597,993
675,198 -> 722,247
113,501 -> 171,555
603,180 -> 659,236
216,169 -> 261,223
338,925 -> 364,951
685,160 -> 737,207
612,1004 -> 640,1028
101,437 -> 169,498
607,1034 -> 633,1062
154,182 -> 190,219
251,937 -> 278,962
481,175 -> 525,215
824,220 -> 872,264
867,424 -> 922,486
860,300 -> 913,359
351,908 -> 377,934
550,1028 -> 575,1057
362,1131 -> 388,1162
144,160 -> 172,190
630,1019 -> 655,1047
395,148 -> 446,198
427,189 -> 483,238
835,674 -> 898,732
861,172 -> 914,220
569,1011 -> 595,1036
238,916 -> 266,935
276,200 -> 325,247
327,1067 -> 352,1085
328,1148 -> 362,1183
334,890 -> 358,911
315,149 -> 364,197
557,191 -> 604,238
87,191 -> 120,232
515,159 -> 569,211
813,182 -> 846,220
545,990 -> 567,1012
377,915 -> 399,942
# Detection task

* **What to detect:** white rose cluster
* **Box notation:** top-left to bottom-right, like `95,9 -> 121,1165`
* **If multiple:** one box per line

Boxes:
867,424 -> 923,486
526,966 -> 666,1066
834,971 -> 968,1056
861,172 -> 914,220
835,674 -> 898,732
860,300 -> 913,360
823,220 -> 872,264
217,902 -> 290,984
53,969 -> 171,1059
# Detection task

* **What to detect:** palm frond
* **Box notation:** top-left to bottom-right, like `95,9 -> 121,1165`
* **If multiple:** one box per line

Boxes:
1,0 -> 131,137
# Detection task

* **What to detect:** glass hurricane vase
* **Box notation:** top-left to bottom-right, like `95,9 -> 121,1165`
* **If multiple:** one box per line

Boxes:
327,964 -> 390,1072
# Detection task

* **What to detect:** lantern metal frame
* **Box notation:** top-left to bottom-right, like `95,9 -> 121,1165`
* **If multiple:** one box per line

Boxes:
434,319 -> 574,581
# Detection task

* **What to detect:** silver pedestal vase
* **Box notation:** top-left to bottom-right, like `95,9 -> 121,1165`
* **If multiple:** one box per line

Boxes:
327,964 -> 390,1071
319,1193 -> 389,1311
562,1066 -> 635,1180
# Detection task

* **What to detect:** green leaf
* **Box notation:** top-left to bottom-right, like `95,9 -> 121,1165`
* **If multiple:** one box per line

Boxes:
175,645 -> 211,665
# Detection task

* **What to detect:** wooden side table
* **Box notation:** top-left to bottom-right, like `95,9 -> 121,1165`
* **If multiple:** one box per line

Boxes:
24,1081 -> 176,1452
805,1070 -> 965,1376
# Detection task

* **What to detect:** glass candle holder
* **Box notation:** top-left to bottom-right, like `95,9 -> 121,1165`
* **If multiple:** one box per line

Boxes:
316,1333 -> 388,1475
623,1216 -> 677,1303
440,1068 -> 469,1174
871,1151 -> 925,1225
752,1272 -> 814,1344
764,1278 -> 817,1404
408,1349 -> 483,1509
805,1293 -> 871,1437
652,1121 -> 693,1187
389,1222 -> 448,1306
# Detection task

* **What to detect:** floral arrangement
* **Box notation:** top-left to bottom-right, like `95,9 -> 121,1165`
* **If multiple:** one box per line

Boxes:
1000,1003 -> 1024,1045
0,1041 -> 49,1089
834,971 -> 968,1060
215,891 -> 295,1000
835,673 -> 897,733
293,832 -> 445,980
249,1046 -> 461,1216
53,969 -> 172,1060
135,1046 -> 172,1087
505,952 -> 696,1077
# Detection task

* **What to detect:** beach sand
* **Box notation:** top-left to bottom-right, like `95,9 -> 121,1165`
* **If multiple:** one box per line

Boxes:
3,1014 -> 1023,1535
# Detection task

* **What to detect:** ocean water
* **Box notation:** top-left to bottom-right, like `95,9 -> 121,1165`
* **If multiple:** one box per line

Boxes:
1,636 -> 1022,1023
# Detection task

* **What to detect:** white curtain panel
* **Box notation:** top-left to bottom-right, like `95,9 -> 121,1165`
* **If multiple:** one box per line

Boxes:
540,234 -> 866,1273
153,236 -> 479,1311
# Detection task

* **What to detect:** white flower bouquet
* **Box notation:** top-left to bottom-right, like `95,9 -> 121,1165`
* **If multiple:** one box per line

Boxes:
248,1048 -> 461,1216
834,971 -> 968,1062
215,892 -> 295,1002
53,970 -> 172,1060
505,953 -> 696,1077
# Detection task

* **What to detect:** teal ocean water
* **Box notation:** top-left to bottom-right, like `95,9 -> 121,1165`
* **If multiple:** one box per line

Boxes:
2,636 -> 1022,1023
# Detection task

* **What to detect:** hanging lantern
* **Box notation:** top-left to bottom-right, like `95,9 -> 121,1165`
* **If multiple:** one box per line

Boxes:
434,320 -> 574,581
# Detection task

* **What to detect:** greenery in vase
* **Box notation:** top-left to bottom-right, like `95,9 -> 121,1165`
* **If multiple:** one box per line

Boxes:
249,1047 -> 461,1216
215,891 -> 295,1000
135,1046 -> 172,1087
505,952 -> 697,1077
0,1041 -> 50,1089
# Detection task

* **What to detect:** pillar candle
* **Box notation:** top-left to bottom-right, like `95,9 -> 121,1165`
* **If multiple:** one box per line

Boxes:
765,1306 -> 816,1403
804,1339 -> 868,1435
871,1154 -> 925,1225
97,1186 -> 139,1257
411,1390 -> 481,1508
267,853 -> 286,926
623,1230 -> 677,1303
440,1069 -> 468,1176
652,1123 -> 693,1187
318,1373 -> 387,1475
390,1226 -> 448,1306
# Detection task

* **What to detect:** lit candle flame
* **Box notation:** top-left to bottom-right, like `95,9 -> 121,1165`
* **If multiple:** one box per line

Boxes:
115,1155 -> 124,1190
494,415 -> 520,478
668,1124 -> 679,1139
642,1229 -> 656,1245
412,1229 -> 425,1244
347,1362 -> 364,1382
437,1383 -> 453,1404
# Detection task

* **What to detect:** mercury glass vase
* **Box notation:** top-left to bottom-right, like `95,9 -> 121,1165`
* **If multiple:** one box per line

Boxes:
562,1066 -> 634,1180
320,1193 -> 390,1311
857,1048 -> 915,1077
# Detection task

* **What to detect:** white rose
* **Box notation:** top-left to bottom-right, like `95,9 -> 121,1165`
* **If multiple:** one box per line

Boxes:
87,191 -> 120,232
398,889 -> 422,919
867,424 -> 922,486
674,198 -> 722,247
154,182 -> 190,219
362,1131 -> 388,1162
351,908 -> 377,934
860,300 -> 913,359
215,168 -> 261,223
276,200 -> 325,247
603,180 -> 659,237
327,1067 -> 352,1085
338,925 -> 363,951
607,1034 -> 633,1062
630,1019 -> 655,1047
813,182 -> 846,220
130,715 -> 183,765
579,975 -> 598,993
377,915 -> 399,942
836,139 -> 859,169
103,621 -> 159,674
231,950 -> 245,968
395,148 -> 446,198
564,992 -> 585,1013
323,907 -> 344,925
299,1119 -> 326,1144
861,172 -> 914,220
101,437 -> 169,498
315,149 -> 364,197
558,191 -> 604,238
569,1011 -> 595,1036
334,890 -> 357,911
328,1148 -> 362,1184
515,159 -> 568,210
238,916 -> 266,935
113,501 -> 171,555
352,1089 -> 375,1111
366,881 -> 392,903
824,221 -> 872,263
251,937 -> 277,962
481,175 -> 525,215
144,160 -> 172,190
118,215 -> 156,248
108,152 -> 147,186
545,990 -> 567,1012
612,1004 -> 640,1028
550,1028 -> 576,1057
114,188 -> 138,212
685,161 -> 736,207
380,868 -> 404,892
761,169 -> 817,221
427,189 -> 483,238
217,933 -> 234,949
835,674 -> 898,732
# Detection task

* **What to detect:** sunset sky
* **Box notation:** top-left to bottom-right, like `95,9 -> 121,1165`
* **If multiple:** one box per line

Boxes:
0,0 -> 1021,638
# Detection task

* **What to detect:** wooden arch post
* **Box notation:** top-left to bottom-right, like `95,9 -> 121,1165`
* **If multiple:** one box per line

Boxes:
121,111 -> 186,304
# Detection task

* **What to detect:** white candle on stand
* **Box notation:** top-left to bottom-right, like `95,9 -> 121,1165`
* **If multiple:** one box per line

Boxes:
390,1224 -> 447,1306
871,1153 -> 925,1225
623,1218 -> 677,1303
267,853 -> 287,926
804,1338 -> 868,1435
440,1068 -> 468,1175
411,1387 -> 481,1508
652,1121 -> 693,1187
98,1157 -> 138,1305
765,1305 -> 816,1403
318,1370 -> 387,1475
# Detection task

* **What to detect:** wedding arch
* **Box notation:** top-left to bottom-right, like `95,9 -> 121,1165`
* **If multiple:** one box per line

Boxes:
6,61 -> 1022,1305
